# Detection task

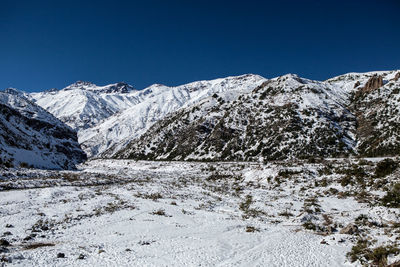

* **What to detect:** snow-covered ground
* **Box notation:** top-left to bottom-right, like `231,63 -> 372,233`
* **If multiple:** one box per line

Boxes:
0,159 -> 399,266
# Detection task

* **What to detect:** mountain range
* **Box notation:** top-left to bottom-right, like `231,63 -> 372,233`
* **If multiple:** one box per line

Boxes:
1,70 -> 399,168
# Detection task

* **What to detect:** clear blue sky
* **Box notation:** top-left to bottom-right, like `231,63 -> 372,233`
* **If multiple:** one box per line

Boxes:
1,0 -> 399,92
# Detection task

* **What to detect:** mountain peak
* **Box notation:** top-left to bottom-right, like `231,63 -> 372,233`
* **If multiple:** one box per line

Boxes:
272,73 -> 312,87
44,88 -> 59,93
105,82 -> 135,93
62,81 -> 135,93
3,87 -> 24,95
64,81 -> 97,90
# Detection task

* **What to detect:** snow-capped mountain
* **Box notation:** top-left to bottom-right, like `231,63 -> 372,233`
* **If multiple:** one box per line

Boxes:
0,90 -> 86,169
30,76 -> 267,158
114,74 -> 357,161
78,74 -> 267,157
30,81 -> 139,130
114,70 -> 400,161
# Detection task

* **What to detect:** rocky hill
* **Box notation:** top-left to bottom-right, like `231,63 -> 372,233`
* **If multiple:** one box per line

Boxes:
115,70 -> 400,161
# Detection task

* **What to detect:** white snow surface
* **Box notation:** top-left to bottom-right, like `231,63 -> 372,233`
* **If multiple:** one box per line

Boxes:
1,159 -> 399,266
2,159 -> 387,266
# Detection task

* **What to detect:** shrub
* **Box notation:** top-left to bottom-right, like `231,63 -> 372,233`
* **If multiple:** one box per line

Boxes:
340,176 -> 353,187
239,195 -> 253,212
4,160 -> 13,168
19,162 -> 29,168
245,226 -> 260,232
347,239 -> 400,265
303,222 -> 317,230
375,159 -> 398,178
150,209 -> 171,217
381,183 -> 400,208
367,245 -> 400,266
347,239 -> 370,263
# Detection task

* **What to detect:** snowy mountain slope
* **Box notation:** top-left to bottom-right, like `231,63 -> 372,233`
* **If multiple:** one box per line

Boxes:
115,74 -> 357,161
30,81 -> 139,130
79,74 -> 268,157
327,70 -> 400,156
0,90 -> 86,169
349,72 -> 400,156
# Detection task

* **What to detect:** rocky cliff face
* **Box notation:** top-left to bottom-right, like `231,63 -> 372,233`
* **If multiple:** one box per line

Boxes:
361,74 -> 383,93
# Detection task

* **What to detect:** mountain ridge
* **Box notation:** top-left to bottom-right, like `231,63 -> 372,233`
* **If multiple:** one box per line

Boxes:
4,70 -> 400,163
114,73 -> 358,161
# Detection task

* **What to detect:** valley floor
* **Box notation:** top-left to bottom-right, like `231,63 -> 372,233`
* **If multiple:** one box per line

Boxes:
0,159 -> 399,266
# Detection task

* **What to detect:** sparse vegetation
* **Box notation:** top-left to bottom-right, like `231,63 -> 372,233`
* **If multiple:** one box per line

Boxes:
0,158 -> 399,266
347,239 -> 400,266
380,183 -> 400,208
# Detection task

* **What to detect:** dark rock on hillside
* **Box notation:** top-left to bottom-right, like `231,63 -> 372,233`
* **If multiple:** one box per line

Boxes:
362,74 -> 383,92
394,72 -> 400,81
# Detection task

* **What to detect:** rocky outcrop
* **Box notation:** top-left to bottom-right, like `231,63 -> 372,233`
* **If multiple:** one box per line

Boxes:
393,72 -> 400,81
362,75 -> 383,92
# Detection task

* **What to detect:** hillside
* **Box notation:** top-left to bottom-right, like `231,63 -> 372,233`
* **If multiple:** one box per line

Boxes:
0,89 -> 86,169
328,70 -> 400,156
115,74 -> 357,161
